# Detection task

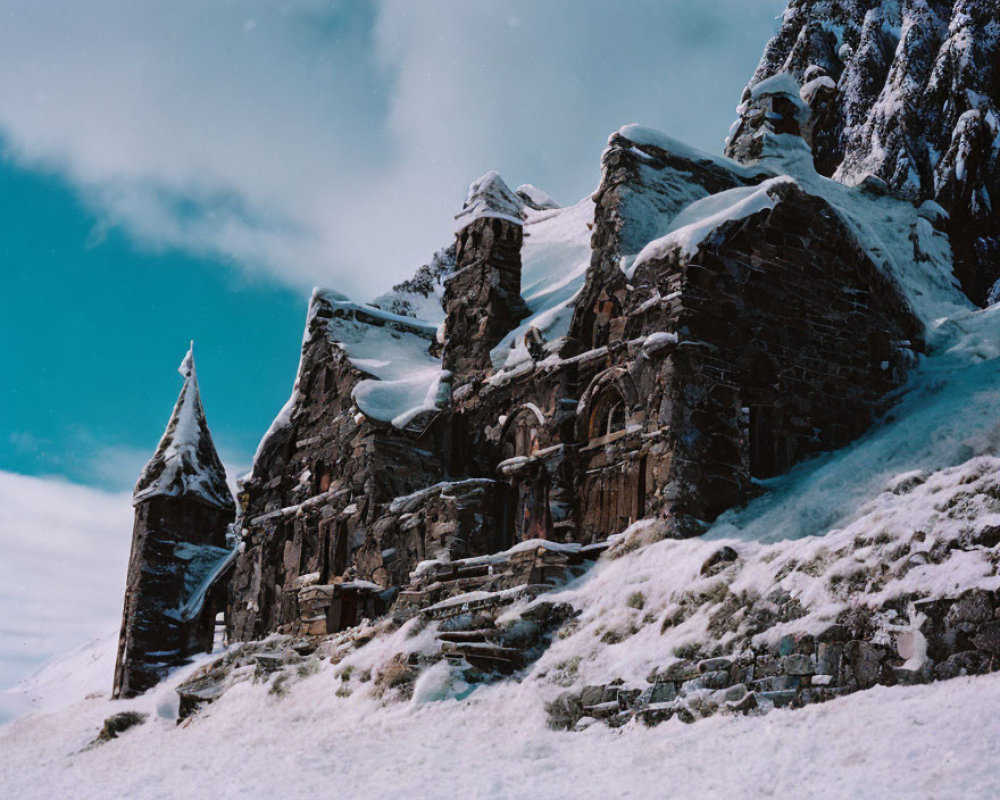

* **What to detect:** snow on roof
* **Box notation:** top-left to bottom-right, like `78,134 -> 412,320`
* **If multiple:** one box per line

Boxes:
316,290 -> 447,429
629,176 -> 796,275
516,184 -> 561,211
246,288 -> 447,481
253,112 -> 971,458
751,134 -> 971,333
617,124 -> 765,180
133,344 -> 234,510
454,170 -> 524,230
489,196 -> 595,370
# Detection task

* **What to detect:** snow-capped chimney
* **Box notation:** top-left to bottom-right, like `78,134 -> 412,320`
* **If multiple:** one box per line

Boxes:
725,73 -> 812,166
443,172 -> 530,380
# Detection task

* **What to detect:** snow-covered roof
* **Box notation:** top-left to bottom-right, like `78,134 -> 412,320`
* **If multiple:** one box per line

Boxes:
317,290 -> 447,429
454,170 -> 525,230
134,344 -> 234,510
516,184 -> 561,211
629,177 -> 796,275
245,289 -> 448,482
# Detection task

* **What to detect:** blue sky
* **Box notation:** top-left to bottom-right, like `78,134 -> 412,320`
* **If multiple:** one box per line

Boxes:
0,0 -> 784,697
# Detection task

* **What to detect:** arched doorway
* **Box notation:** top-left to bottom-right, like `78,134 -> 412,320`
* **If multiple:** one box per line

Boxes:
498,405 -> 551,544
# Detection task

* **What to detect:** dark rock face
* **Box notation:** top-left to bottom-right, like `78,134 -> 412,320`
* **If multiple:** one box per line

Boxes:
114,350 -> 235,698
371,244 -> 456,321
91,711 -> 147,745
729,0 -> 1000,303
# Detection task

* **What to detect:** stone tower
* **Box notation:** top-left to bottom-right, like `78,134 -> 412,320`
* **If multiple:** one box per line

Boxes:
442,170 -> 529,380
113,345 -> 235,698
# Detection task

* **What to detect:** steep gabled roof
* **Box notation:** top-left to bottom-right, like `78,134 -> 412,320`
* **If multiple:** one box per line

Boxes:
133,344 -> 234,510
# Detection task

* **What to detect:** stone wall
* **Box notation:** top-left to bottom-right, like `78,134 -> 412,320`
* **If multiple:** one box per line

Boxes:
114,496 -> 232,698
626,181 -> 922,530
227,294 -> 446,641
548,586 -> 1000,731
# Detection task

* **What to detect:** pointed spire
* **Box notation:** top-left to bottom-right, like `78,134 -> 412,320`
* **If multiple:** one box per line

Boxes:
133,343 -> 235,510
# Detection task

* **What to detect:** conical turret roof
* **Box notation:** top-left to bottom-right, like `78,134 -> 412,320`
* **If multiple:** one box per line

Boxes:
133,344 -> 234,510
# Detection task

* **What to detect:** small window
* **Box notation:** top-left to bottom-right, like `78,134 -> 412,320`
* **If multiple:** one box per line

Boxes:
323,366 -> 337,395
502,412 -> 541,460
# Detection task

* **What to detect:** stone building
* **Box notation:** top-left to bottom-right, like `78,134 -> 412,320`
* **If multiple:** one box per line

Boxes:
113,346 -> 235,698
224,85 -> 926,640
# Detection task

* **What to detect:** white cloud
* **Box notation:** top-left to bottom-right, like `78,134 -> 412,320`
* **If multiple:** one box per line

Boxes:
0,471 -> 132,691
0,1 -> 783,298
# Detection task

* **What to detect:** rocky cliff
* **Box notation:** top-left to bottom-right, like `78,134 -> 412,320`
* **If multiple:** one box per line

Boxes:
727,0 -> 1000,303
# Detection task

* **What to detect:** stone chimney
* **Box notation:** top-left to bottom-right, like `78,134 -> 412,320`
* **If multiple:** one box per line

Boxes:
442,171 -> 530,380
725,72 -> 811,165
113,344 -> 235,698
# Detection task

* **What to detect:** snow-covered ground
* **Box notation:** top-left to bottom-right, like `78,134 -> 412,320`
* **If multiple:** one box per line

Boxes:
2,629 -> 999,799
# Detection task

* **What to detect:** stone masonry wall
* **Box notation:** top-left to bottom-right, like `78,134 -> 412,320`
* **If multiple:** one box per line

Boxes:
114,496 -> 232,698
570,130 -> 768,351
549,585 -> 1000,731
628,181 -> 922,530
227,296 -> 446,641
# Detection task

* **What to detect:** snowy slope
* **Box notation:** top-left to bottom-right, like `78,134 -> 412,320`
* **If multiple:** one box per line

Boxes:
2,628 -> 1000,799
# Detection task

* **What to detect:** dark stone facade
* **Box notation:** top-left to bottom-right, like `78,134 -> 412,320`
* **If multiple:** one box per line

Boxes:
443,215 -> 529,378
225,135 -> 923,642
226,294 -> 446,642
114,496 -> 232,697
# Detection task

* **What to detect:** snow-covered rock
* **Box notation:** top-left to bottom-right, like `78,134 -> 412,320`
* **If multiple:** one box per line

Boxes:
730,0 -> 1000,304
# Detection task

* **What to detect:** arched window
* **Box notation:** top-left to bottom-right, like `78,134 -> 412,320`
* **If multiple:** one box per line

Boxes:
588,388 -> 627,440
500,406 -> 545,460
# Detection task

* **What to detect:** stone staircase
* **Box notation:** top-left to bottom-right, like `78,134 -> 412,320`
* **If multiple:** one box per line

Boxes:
399,539 -> 610,676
